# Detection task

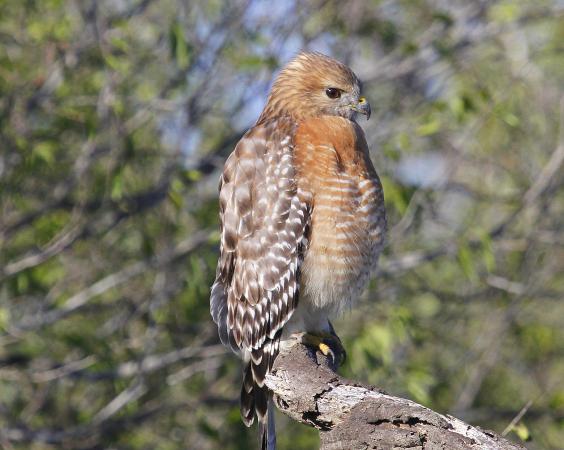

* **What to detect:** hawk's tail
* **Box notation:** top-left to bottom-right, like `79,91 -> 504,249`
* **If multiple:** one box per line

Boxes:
240,334 -> 280,450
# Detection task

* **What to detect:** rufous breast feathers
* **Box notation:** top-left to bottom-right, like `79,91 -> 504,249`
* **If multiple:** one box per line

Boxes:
293,116 -> 386,311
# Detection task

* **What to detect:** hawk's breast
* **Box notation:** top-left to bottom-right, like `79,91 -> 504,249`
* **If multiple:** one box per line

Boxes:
294,116 -> 386,313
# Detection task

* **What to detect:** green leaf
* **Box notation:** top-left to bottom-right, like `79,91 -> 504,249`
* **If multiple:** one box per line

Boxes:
16,272 -> 30,294
0,308 -> 9,332
186,169 -> 202,181
416,118 -> 441,136
512,422 -> 531,442
103,53 -> 130,74
28,20 -> 49,41
381,176 -> 408,214
168,190 -> 183,210
33,141 -> 56,166
490,2 -> 521,23
406,370 -> 434,404
413,293 -> 441,318
479,232 -> 496,273
111,173 -> 124,200
170,22 -> 190,69
397,132 -> 411,150
32,261 -> 65,287
503,112 -> 520,127
360,323 -> 393,366
235,55 -> 265,70
457,242 -> 477,282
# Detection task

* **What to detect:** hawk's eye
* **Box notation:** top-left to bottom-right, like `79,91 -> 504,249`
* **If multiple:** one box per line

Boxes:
325,88 -> 341,99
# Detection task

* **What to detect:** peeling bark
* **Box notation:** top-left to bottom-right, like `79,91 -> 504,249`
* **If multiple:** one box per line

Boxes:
265,344 -> 525,450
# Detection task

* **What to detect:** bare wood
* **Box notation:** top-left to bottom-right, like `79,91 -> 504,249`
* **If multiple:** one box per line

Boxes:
265,344 -> 525,450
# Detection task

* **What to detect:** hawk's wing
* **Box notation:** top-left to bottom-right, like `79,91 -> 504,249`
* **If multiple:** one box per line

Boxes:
210,117 -> 310,428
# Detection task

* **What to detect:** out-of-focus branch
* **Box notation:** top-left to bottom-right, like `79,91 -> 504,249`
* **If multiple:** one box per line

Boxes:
1,222 -> 84,278
524,96 -> 564,205
6,230 -> 213,333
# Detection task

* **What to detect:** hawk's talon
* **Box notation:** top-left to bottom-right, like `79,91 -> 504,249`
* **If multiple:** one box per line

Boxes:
300,332 -> 346,367
318,342 -> 332,358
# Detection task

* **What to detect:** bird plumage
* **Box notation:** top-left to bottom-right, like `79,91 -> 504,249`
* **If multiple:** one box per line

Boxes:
210,52 -> 386,450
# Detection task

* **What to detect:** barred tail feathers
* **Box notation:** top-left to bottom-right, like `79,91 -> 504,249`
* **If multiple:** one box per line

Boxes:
239,334 -> 280,450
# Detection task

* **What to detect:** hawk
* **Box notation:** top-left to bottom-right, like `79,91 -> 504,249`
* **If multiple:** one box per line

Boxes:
210,52 -> 386,449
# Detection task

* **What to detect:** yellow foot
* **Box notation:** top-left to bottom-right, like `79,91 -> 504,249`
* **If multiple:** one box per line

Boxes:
299,331 -> 346,367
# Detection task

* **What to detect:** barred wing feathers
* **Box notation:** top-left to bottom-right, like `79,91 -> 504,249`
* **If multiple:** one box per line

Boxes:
210,117 -> 310,430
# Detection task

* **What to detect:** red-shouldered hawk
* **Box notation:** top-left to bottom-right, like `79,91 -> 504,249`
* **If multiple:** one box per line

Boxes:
210,52 -> 386,449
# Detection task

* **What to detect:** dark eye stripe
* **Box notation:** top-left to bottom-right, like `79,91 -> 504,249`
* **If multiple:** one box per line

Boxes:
325,88 -> 341,99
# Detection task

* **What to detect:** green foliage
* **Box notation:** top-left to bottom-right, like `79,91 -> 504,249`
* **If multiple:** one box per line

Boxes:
0,1 -> 563,449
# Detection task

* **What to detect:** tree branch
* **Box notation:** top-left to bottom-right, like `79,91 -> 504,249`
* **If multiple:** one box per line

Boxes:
266,344 -> 525,450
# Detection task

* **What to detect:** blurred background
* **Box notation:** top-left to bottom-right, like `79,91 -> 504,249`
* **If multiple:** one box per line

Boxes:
1,0 -> 563,449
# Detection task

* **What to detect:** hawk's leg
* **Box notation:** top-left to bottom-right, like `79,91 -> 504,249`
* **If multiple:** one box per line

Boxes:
326,319 -> 346,364
299,327 -> 346,367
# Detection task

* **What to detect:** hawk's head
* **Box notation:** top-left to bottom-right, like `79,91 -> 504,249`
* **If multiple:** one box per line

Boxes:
260,52 -> 370,123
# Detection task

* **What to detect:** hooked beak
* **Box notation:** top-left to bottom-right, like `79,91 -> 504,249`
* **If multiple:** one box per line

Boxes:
351,97 -> 371,120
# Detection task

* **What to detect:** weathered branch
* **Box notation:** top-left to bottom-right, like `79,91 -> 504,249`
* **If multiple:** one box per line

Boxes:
266,344 -> 525,450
